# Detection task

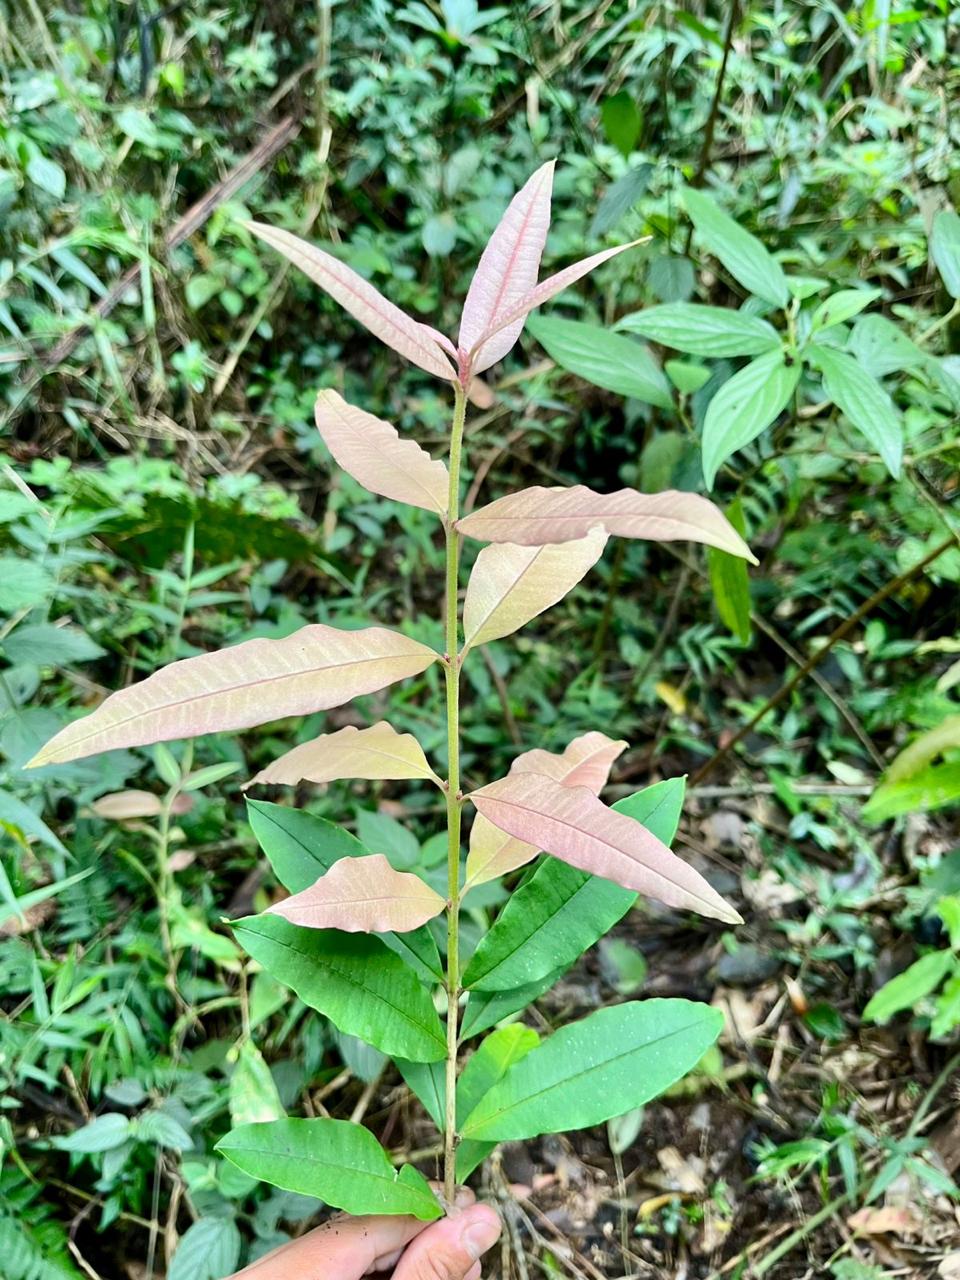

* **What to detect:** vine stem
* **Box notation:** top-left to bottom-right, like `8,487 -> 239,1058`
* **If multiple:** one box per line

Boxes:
442,382 -> 468,1204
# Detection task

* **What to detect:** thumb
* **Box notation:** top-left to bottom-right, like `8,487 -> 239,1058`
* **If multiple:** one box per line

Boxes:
391,1203 -> 501,1280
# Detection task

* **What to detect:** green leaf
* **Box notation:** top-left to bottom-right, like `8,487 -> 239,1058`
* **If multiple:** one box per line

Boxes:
460,967 -> 566,1040
26,155 -> 66,199
51,246 -> 107,297
525,316 -> 673,409
707,497 -> 752,643
590,166 -> 651,237
116,106 -> 163,148
246,801 -> 442,983
863,761 -> 960,822
599,937 -> 648,995
684,188 -> 789,308
456,1024 -> 540,1179
2,624 -> 104,667
884,715 -> 960,784
153,744 -> 181,788
0,869 -> 94,932
422,213 -> 457,258
931,974 -> 960,1039
463,779 -> 685,992
232,915 -> 446,1062
463,860 -> 629,992
217,1118 -> 442,1219
395,1058 -> 446,1128
229,1042 -> 286,1128
648,254 -> 696,303
460,999 -> 722,1141
810,344 -> 903,478
665,360 -> 710,394
617,303 -> 781,357
185,274 -> 224,311
51,1113 -> 132,1154
167,1218 -> 241,1280
847,314 -> 926,379
379,925 -> 444,985
0,557 -> 54,614
701,350 -> 800,488
931,210 -> 960,299
356,809 -> 420,871
182,762 -> 242,791
247,799 -> 367,891
810,288 -> 881,332
0,789 -> 67,855
862,951 -> 956,1023
600,92 -> 642,157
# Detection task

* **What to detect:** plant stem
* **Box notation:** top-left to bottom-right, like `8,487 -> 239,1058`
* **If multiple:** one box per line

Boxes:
442,383 -> 468,1204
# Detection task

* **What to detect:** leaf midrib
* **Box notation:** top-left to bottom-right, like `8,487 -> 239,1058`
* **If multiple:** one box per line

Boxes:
463,1017 -> 709,1136
224,1138 -> 431,1203
235,923 -> 445,1055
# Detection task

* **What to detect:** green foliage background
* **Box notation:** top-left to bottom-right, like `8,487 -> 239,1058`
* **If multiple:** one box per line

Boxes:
1,1 -> 959,1276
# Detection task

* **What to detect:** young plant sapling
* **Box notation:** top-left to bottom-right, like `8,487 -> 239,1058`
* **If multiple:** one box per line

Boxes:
29,160 -> 752,1220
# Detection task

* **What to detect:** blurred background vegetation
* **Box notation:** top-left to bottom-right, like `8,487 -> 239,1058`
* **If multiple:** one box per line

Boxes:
2,1 -> 960,1277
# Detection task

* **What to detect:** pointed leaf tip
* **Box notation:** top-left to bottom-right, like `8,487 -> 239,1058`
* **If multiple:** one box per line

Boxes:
464,732 -> 627,892
315,390 -> 449,515
265,854 -> 446,933
469,238 -> 646,365
243,220 -> 455,381
246,720 -> 440,789
462,526 -> 607,651
460,160 -> 556,372
469,772 -> 741,924
458,484 -> 757,564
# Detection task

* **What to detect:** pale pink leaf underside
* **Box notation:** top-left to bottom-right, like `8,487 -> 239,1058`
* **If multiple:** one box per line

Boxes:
511,730 -> 628,792
245,221 -> 455,381
315,390 -> 449,515
463,732 -> 627,893
468,773 -> 741,923
27,626 -> 438,767
462,526 -> 607,651
90,790 -> 193,821
245,720 -> 440,789
469,241 -> 644,362
460,160 -> 555,373
266,854 -> 446,934
458,484 -> 757,563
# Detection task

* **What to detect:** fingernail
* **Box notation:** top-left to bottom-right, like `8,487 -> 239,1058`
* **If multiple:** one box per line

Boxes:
462,1211 -> 500,1261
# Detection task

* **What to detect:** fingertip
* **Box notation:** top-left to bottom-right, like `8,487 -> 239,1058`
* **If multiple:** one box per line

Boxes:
453,1186 -> 477,1211
460,1204 -> 501,1261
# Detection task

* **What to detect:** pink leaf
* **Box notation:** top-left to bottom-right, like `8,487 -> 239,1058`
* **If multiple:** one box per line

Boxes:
90,790 -> 194,821
459,160 -> 555,374
315,390 -> 449,515
266,854 -> 446,933
464,732 -> 626,893
27,626 -> 438,767
468,240 -> 644,364
458,484 -> 757,562
246,721 -> 440,789
244,221 -> 455,381
469,773 -> 741,923
462,527 -> 607,652
512,731 -> 628,792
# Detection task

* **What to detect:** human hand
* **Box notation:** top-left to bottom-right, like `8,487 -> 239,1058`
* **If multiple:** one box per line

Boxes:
230,1189 -> 501,1280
